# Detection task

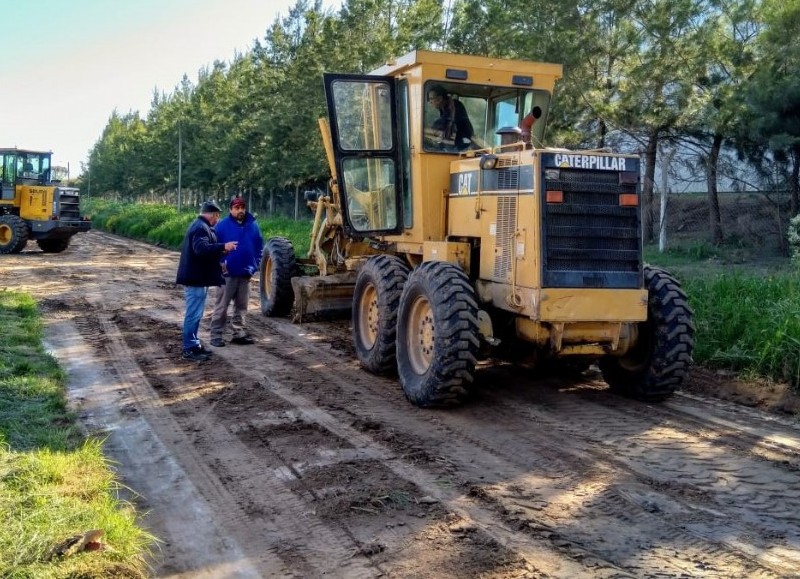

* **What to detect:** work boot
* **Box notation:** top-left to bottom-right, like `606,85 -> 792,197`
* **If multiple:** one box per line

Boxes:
182,347 -> 211,362
210,338 -> 226,347
231,336 -> 255,345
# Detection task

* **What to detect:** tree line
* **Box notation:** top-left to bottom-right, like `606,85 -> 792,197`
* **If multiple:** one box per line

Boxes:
85,0 -> 800,246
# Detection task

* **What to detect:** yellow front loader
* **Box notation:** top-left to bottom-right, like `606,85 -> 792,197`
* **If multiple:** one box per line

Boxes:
258,50 -> 694,407
0,148 -> 91,254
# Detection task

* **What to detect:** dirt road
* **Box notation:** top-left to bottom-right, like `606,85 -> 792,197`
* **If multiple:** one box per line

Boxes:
3,230 -> 800,578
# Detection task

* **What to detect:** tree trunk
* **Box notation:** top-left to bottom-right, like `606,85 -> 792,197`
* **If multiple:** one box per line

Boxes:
706,133 -> 724,246
642,131 -> 659,244
791,145 -> 800,217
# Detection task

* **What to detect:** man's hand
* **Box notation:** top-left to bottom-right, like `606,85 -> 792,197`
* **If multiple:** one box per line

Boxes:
224,241 -> 238,253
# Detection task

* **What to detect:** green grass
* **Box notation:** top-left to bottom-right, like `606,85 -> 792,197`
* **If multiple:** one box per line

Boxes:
84,199 -> 314,255
682,272 -> 800,388
0,290 -> 154,578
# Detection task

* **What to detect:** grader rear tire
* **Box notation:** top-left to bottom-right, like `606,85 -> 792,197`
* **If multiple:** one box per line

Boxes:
259,237 -> 297,317
0,215 -> 29,254
353,255 -> 409,375
37,238 -> 71,253
396,261 -> 480,407
600,266 -> 694,401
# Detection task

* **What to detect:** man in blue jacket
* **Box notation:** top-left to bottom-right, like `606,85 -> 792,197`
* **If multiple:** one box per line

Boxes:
209,197 -> 264,347
176,201 -> 238,361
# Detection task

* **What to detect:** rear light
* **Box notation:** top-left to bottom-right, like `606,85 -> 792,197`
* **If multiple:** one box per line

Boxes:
619,193 -> 638,206
546,190 -> 564,203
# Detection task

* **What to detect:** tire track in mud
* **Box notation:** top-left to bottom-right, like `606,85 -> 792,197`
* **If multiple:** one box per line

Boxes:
232,314 -> 800,578
119,309 -> 605,578
465,372 -> 800,576
78,305 -> 386,578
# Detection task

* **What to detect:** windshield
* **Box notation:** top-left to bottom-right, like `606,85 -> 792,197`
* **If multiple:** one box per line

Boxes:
423,81 -> 552,153
17,152 -> 51,180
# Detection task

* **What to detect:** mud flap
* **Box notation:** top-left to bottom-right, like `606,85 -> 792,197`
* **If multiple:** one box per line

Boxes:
291,273 -> 358,319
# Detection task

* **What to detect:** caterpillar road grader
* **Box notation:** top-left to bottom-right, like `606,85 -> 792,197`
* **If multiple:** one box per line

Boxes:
0,148 -> 91,254
259,50 -> 694,407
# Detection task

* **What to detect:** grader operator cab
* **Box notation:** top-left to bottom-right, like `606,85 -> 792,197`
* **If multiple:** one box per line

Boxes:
0,148 -> 91,254
259,50 -> 694,407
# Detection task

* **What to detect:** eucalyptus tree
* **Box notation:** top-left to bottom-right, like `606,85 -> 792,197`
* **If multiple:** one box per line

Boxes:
605,0 -> 710,242
87,110 -> 148,200
743,0 -> 800,217
673,0 -> 761,245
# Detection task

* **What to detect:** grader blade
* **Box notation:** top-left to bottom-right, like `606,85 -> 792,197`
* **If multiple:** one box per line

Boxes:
292,273 -> 357,318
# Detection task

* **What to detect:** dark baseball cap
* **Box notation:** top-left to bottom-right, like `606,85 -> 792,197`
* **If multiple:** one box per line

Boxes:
200,201 -> 222,213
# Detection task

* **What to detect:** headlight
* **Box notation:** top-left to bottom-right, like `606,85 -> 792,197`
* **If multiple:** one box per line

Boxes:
479,154 -> 498,170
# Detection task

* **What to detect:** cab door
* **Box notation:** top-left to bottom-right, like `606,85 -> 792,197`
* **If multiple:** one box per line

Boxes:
323,73 -> 403,237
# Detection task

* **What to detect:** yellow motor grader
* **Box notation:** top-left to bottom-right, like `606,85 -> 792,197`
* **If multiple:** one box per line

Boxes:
259,50 -> 694,407
0,148 -> 91,253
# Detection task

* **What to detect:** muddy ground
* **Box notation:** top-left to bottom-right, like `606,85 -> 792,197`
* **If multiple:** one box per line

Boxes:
3,230 -> 800,579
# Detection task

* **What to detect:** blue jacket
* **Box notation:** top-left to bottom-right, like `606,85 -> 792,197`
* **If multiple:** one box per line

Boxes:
175,216 -> 226,287
214,212 -> 264,277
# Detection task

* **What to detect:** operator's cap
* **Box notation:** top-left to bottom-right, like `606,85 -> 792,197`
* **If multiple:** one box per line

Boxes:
230,197 -> 246,209
200,200 -> 222,213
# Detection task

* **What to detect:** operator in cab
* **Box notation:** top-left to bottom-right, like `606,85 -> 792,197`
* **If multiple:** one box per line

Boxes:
426,84 -> 474,151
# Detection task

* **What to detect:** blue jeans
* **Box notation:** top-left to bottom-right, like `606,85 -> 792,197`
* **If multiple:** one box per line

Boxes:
182,286 -> 209,351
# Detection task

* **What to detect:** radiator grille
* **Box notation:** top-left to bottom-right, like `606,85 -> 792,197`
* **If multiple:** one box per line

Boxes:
58,190 -> 82,220
493,196 -> 517,280
543,168 -> 641,288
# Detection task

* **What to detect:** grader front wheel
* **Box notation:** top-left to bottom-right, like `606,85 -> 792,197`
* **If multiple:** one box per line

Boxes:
600,266 -> 694,401
396,261 -> 480,407
259,237 -> 297,317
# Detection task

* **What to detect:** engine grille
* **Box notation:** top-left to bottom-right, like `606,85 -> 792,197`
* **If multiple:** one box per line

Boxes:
493,195 -> 517,280
58,189 -> 82,220
543,168 -> 641,288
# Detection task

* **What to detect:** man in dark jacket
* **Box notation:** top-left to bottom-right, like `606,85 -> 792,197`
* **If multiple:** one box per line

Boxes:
176,201 -> 238,361
427,84 -> 474,151
209,197 -> 264,346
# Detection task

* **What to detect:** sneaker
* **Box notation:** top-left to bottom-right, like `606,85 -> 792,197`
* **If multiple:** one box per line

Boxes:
210,338 -> 226,347
230,336 -> 255,345
182,347 -> 211,362
197,344 -> 213,356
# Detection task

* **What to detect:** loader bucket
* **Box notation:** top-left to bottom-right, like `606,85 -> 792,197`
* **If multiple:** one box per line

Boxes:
291,273 -> 357,318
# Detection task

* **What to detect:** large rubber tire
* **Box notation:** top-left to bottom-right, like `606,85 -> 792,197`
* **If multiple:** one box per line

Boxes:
600,266 -> 695,401
353,255 -> 410,375
396,261 -> 480,407
37,238 -> 71,253
0,214 -> 29,254
259,237 -> 297,317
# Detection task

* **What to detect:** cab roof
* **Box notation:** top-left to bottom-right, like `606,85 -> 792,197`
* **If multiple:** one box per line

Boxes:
369,49 -> 563,79
0,148 -> 52,156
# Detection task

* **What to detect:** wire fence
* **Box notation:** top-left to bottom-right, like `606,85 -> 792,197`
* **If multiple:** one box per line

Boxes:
650,191 -> 792,260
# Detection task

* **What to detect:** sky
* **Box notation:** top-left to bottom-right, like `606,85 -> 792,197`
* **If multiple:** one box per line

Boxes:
1,0 -> 340,176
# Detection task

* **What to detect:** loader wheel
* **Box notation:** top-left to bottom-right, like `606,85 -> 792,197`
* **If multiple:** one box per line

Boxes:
37,238 -> 70,253
600,266 -> 694,401
0,215 -> 29,254
396,261 -> 480,407
259,237 -> 297,317
353,255 -> 410,375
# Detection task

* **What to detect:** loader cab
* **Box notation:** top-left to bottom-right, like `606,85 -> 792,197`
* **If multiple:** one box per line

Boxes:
0,149 -> 52,198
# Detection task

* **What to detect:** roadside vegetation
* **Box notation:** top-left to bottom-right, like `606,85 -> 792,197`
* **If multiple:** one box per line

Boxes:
84,198 -> 313,256
87,201 -> 800,390
0,290 -> 154,578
